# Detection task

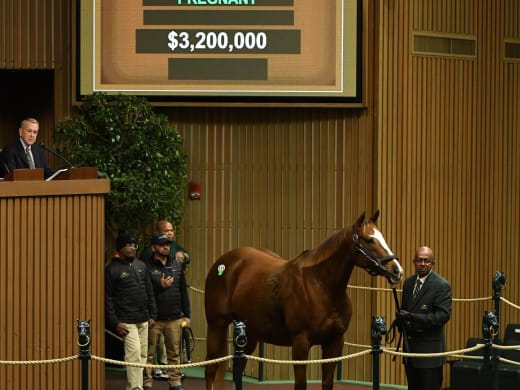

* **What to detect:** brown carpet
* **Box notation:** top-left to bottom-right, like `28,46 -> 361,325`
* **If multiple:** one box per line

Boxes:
105,367 -> 400,389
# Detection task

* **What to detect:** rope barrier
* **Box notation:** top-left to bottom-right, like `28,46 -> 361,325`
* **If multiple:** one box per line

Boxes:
246,349 -> 372,365
344,341 -> 372,349
189,285 -> 205,294
383,343 -> 487,359
452,296 -> 492,302
191,283 -> 514,305
0,342 -> 515,369
500,296 -> 520,310
448,354 -> 483,360
91,354 -> 232,368
492,343 -> 520,351
2,277 -> 517,388
104,328 -> 124,342
0,355 -> 78,365
347,285 -> 397,292
498,356 -> 520,366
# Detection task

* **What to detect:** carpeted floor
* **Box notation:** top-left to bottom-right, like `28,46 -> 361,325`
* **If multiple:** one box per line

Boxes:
105,366 -> 402,390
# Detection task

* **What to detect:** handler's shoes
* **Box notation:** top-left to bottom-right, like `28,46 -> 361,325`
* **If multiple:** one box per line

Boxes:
153,368 -> 169,379
169,386 -> 184,390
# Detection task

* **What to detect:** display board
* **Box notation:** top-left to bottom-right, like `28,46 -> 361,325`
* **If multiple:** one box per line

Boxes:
79,0 -> 361,102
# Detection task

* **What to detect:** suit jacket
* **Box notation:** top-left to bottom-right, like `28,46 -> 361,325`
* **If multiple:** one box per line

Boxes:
401,271 -> 452,368
2,140 -> 54,179
0,149 -> 9,178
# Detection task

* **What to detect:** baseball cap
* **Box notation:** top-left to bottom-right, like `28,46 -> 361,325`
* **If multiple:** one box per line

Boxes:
151,232 -> 172,245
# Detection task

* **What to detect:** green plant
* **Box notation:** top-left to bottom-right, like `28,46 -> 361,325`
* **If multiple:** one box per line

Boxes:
55,93 -> 187,244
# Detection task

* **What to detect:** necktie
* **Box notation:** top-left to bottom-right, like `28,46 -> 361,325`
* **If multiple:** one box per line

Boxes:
26,146 -> 36,169
413,279 -> 422,299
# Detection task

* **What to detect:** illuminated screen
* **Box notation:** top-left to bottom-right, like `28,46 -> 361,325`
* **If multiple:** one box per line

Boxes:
79,0 -> 361,102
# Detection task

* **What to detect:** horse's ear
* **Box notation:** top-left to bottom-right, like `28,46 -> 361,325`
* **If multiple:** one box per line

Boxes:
370,210 -> 380,223
355,212 -> 367,227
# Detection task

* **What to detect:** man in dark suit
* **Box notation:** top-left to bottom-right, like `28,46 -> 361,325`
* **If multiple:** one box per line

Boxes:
2,117 -> 54,179
396,246 -> 452,390
0,149 -> 9,178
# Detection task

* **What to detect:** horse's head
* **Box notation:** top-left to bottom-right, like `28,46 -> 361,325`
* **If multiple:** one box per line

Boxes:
352,211 -> 403,285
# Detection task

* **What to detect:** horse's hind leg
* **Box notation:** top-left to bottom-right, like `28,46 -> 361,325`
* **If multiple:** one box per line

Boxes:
205,324 -> 228,390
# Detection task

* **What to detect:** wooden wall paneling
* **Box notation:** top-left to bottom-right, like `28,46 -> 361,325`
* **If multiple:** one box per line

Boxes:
54,0 -> 73,120
0,0 -> 57,70
334,114 -> 344,230
0,1 -> 6,67
377,0 -> 520,386
10,0 -> 20,67
173,105 -> 378,382
302,112 -> 313,251
1,183 -> 107,390
179,111 -> 207,367
293,112 -> 305,251
19,0 -> 29,68
1,0 -> 519,387
501,61 -> 520,333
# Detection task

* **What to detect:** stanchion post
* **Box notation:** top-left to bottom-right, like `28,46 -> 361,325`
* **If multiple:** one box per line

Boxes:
491,272 -> 505,390
258,341 -> 264,382
481,311 -> 499,390
491,271 -> 505,341
370,316 -> 386,390
77,320 -> 91,390
232,320 -> 247,390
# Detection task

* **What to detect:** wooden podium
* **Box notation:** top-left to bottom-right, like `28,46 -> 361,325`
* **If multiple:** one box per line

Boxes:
3,168 -> 44,181
0,174 -> 109,390
2,167 -> 98,181
51,167 -> 99,180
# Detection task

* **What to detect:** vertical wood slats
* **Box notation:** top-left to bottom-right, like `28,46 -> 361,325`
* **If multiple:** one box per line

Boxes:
0,0 -> 519,388
0,187 -> 106,390
378,0 -> 520,386
170,107 -> 377,382
0,0 -> 58,69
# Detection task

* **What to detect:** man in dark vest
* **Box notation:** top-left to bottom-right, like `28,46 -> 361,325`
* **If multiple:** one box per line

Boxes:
143,232 -> 191,390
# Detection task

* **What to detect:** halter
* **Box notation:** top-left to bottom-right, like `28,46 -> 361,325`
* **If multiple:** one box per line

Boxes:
352,228 -> 399,278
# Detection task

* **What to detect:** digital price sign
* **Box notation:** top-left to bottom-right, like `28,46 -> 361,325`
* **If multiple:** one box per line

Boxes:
79,0 -> 361,102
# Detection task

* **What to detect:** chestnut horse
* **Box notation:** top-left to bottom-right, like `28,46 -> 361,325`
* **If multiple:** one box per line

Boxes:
204,211 -> 403,390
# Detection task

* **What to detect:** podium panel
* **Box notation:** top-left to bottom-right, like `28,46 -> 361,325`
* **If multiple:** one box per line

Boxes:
3,168 -> 44,181
0,179 -> 109,390
50,167 -> 99,180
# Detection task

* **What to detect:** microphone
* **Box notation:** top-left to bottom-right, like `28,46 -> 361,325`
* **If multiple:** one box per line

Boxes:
40,142 -> 74,168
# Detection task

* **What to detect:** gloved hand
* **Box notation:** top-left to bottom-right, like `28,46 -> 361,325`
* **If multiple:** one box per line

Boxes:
395,310 -> 414,331
396,310 -> 412,322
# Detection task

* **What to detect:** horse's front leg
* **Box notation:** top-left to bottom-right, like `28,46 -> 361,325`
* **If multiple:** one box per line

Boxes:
320,336 -> 345,390
291,334 -> 311,390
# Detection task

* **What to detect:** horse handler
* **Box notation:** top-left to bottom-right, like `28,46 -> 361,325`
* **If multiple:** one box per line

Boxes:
143,232 -> 191,390
395,246 -> 452,390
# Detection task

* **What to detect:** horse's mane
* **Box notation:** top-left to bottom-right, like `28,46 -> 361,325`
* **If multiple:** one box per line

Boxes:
289,225 -> 354,268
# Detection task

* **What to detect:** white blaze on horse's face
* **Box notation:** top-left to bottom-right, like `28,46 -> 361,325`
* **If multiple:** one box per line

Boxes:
370,228 -> 404,276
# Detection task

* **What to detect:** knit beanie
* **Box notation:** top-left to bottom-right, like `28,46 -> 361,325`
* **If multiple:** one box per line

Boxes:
116,231 -> 137,251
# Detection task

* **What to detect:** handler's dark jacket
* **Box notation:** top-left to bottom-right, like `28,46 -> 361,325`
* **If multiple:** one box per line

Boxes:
401,271 -> 452,368
105,255 -> 157,330
145,255 -> 191,321
140,240 -> 190,271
